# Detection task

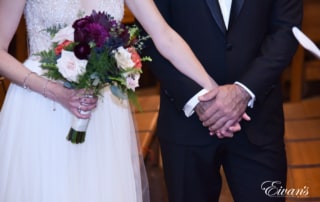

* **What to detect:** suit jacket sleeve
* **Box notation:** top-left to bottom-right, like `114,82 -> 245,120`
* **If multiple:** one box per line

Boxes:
236,0 -> 302,103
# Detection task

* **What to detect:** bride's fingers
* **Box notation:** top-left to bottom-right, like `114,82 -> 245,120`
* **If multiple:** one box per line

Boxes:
80,103 -> 97,111
72,92 -> 97,106
80,96 -> 98,111
73,104 -> 92,119
62,88 -> 99,118
80,96 -> 98,106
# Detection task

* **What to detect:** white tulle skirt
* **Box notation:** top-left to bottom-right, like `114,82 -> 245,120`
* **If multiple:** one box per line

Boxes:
0,58 -> 149,202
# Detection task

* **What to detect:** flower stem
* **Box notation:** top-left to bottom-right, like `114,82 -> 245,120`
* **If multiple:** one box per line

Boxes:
67,128 -> 86,144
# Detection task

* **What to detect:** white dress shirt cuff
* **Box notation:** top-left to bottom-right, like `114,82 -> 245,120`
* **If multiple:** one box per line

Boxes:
234,81 -> 256,108
183,89 -> 209,117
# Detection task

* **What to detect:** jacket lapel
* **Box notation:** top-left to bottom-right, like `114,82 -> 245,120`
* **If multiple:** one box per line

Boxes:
229,0 -> 245,27
205,0 -> 226,34
205,0 -> 245,33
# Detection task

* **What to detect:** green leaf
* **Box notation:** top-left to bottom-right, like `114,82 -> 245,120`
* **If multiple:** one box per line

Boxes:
43,24 -> 67,38
127,90 -> 141,112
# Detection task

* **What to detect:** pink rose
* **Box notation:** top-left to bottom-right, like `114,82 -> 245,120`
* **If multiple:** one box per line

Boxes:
56,50 -> 87,82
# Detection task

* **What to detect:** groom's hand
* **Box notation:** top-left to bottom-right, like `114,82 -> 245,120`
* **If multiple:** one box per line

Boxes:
197,84 -> 251,135
195,99 -> 238,138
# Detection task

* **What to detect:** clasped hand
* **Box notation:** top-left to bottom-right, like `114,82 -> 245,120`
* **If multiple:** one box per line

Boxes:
195,84 -> 251,138
53,83 -> 98,119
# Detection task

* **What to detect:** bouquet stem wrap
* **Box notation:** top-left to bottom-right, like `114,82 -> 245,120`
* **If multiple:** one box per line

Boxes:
67,112 -> 90,144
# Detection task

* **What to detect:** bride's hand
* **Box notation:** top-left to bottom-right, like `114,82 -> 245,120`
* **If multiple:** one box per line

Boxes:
49,82 -> 98,118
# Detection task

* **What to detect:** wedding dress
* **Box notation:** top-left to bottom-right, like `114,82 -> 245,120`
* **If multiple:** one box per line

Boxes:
0,0 -> 149,201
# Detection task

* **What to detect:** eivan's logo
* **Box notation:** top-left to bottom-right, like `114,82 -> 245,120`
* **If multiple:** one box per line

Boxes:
261,181 -> 309,198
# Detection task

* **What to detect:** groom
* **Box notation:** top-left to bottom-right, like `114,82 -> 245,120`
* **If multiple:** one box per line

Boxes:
144,0 -> 302,201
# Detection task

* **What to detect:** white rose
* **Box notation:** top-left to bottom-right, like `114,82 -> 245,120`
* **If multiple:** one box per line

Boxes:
52,26 -> 74,43
114,46 -> 135,70
125,73 -> 140,91
57,50 -> 87,82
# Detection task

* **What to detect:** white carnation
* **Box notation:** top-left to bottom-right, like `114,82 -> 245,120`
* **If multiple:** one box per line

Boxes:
57,50 -> 87,82
114,46 -> 135,70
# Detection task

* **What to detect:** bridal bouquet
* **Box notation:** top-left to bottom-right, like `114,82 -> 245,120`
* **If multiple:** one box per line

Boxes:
36,10 -> 151,144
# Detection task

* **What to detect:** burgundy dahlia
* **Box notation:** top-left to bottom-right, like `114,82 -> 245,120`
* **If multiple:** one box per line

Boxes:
74,42 -> 91,59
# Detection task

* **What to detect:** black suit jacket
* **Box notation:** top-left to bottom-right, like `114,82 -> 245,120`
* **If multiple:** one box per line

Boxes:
144,0 -> 302,146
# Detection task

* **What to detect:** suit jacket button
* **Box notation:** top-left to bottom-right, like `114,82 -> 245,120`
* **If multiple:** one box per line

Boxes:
164,89 -> 170,96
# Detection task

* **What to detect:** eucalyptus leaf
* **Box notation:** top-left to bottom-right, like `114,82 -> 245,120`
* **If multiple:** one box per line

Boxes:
110,85 -> 127,100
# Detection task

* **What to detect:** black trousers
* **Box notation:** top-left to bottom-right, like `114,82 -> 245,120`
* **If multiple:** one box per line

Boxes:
159,132 -> 287,202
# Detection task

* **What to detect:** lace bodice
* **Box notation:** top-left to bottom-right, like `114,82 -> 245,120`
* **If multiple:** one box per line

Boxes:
24,0 -> 124,55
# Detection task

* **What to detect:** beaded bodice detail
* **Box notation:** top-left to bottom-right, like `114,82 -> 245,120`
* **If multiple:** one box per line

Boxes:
24,0 -> 124,55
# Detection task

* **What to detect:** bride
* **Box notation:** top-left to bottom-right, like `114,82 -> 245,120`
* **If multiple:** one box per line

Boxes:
0,0 -> 221,201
